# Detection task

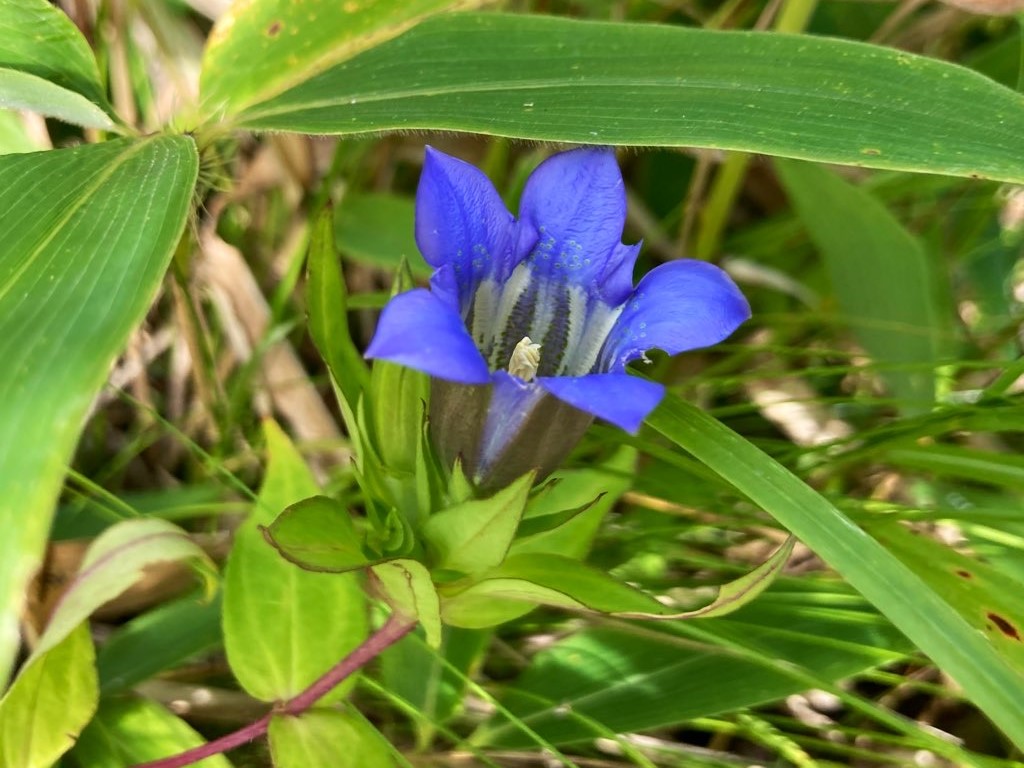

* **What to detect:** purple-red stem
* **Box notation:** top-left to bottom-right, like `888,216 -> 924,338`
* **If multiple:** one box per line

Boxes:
132,614 -> 417,768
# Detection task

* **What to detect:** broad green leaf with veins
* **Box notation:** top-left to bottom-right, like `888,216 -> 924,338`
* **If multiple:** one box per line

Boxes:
0,136 -> 197,687
240,13 -> 1024,183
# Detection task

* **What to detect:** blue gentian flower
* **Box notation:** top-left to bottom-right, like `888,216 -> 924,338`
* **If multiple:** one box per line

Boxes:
366,146 -> 750,487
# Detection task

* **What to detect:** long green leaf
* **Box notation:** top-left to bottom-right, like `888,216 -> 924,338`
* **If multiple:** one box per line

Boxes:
776,158 -> 944,413
32,519 -> 214,661
0,0 -> 110,110
867,519 -> 1024,676
97,592 -> 222,693
200,0 -> 469,119
647,395 -> 1024,747
0,69 -> 115,130
0,135 -> 198,687
241,13 -> 1024,182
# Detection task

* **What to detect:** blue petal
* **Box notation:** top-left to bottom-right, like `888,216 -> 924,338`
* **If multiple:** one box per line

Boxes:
600,260 -> 750,372
415,146 -> 517,308
600,242 -> 642,306
518,147 -> 636,302
538,373 -> 664,433
365,289 -> 490,385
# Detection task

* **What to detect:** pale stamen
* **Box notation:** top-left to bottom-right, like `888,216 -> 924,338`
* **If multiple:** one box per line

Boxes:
508,337 -> 542,381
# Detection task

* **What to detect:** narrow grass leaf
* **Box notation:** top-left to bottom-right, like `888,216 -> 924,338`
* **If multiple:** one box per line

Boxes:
97,592 -> 222,693
477,587 -> 911,747
884,444 -> 1024,490
776,158 -> 944,412
647,394 -> 1024,748
380,626 -> 490,748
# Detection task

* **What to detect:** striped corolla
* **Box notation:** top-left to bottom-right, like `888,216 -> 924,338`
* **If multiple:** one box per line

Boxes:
366,146 -> 750,487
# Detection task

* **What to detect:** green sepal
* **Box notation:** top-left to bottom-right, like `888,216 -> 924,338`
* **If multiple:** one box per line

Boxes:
414,400 -> 447,520
510,445 -> 636,559
514,494 -> 603,540
447,457 -> 475,505
421,472 -> 534,575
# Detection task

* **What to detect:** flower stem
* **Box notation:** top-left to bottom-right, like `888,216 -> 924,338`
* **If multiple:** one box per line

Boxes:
132,614 -> 417,768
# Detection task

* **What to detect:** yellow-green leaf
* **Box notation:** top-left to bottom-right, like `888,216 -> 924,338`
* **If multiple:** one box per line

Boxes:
223,421 -> 369,702
0,625 -> 97,768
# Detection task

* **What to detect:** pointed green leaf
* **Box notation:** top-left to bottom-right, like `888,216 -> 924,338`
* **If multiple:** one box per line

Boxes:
513,496 -> 599,540
370,357 -> 430,480
223,421 -> 368,701
262,495 -> 376,573
200,0 -> 467,119
477,586 -> 912,748
0,624 -> 97,768
643,536 -> 795,620
0,135 -> 198,686
307,205 -> 369,413
33,518 -> 215,661
423,473 -> 535,575
775,159 -> 944,413
439,541 -> 791,629
0,69 -> 115,129
240,13 -> 1024,183
0,0 -> 110,109
511,445 -> 636,558
269,709 -> 397,768
72,697 -> 233,768
440,554 -> 666,628
97,592 -> 222,694
370,559 -> 441,647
